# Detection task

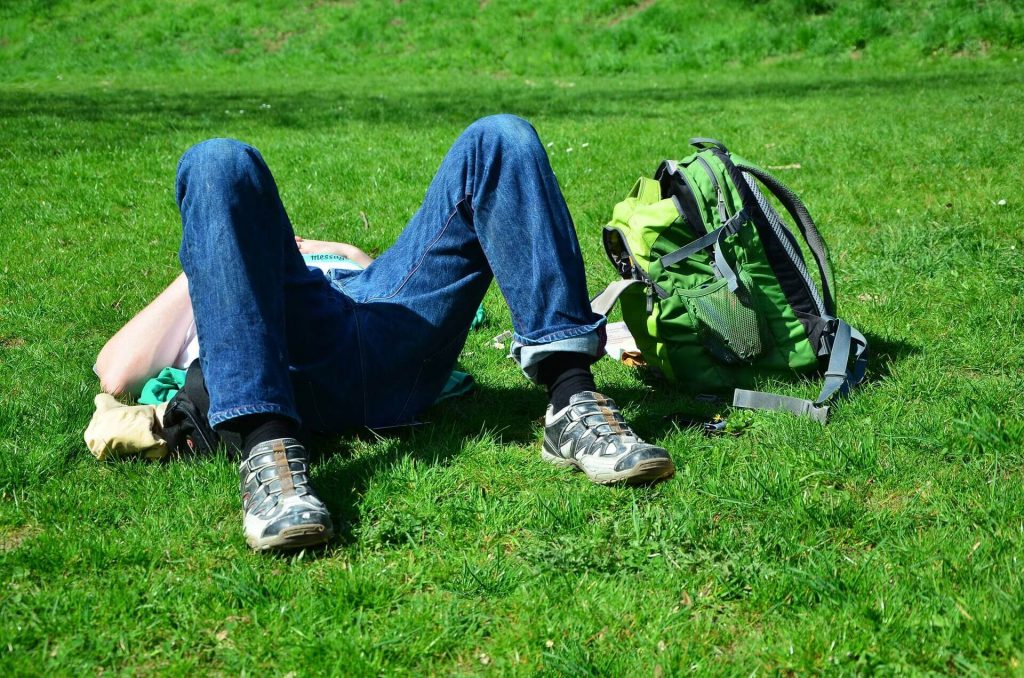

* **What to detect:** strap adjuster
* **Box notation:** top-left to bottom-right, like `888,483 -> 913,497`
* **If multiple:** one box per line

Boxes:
722,208 -> 748,236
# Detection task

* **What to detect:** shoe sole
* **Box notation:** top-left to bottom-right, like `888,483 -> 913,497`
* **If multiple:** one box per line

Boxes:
247,524 -> 333,552
541,449 -> 675,485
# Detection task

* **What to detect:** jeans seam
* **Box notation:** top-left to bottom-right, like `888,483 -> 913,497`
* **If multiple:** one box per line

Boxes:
363,196 -> 469,304
353,307 -> 370,427
179,224 -> 192,273
512,318 -> 605,346
392,361 -> 427,426
210,403 -> 294,428
392,327 -> 470,425
299,376 -> 327,433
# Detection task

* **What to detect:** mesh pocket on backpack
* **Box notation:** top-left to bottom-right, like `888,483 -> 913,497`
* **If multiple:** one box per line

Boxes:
684,278 -> 765,364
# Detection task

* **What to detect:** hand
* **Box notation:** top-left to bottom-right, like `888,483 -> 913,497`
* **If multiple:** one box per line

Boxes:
294,237 -> 374,267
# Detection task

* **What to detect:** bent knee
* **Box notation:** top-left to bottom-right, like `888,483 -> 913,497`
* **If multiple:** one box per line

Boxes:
176,138 -> 264,187
464,114 -> 542,152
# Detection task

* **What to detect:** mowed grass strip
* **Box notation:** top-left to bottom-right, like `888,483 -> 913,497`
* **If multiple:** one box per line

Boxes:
1,55 -> 1023,676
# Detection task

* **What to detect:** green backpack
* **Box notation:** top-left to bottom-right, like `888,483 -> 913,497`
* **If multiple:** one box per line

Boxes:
592,138 -> 867,422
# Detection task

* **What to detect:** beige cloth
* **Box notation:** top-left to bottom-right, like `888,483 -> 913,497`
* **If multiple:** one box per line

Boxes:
84,394 -> 169,461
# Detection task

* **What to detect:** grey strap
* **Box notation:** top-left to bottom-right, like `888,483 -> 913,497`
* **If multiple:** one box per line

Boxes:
841,323 -> 869,393
814,319 -> 851,405
590,279 -> 643,316
660,228 -> 722,269
733,389 -> 829,424
659,209 -> 748,282
714,244 -> 740,293
733,318 -> 868,423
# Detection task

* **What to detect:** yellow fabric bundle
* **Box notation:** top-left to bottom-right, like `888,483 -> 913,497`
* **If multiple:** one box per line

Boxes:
84,394 -> 169,461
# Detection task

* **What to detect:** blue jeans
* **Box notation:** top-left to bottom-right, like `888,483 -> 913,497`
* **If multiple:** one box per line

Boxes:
176,115 -> 605,431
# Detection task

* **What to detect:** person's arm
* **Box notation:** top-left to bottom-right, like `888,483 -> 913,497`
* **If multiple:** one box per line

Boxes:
294,237 -> 374,267
95,273 -> 195,397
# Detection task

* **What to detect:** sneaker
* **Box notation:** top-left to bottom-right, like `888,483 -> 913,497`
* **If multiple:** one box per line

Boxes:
239,438 -> 334,551
542,391 -> 675,485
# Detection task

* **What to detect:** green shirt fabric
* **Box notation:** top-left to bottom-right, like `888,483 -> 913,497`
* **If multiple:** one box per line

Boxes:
138,367 -> 186,405
139,366 -> 475,406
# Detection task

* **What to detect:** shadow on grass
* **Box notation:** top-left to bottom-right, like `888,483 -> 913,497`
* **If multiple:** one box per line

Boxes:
861,331 -> 919,384
0,66 -> 1017,138
302,379 -> 663,545
191,327 -> 919,555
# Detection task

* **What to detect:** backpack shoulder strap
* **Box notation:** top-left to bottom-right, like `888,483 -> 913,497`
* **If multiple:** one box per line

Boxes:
733,161 -> 836,316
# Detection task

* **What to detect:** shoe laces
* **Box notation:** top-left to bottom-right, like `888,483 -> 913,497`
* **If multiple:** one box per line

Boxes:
580,407 -> 635,439
240,439 -> 317,517
571,397 -> 643,452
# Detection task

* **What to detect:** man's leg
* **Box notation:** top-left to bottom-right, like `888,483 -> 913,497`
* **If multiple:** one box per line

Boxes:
346,115 -> 674,483
176,138 -> 344,549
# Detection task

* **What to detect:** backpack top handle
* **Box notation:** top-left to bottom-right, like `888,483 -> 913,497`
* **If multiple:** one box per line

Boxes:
689,137 -> 730,154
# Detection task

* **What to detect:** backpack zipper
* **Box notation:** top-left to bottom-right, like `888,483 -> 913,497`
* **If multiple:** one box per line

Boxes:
695,154 -> 731,227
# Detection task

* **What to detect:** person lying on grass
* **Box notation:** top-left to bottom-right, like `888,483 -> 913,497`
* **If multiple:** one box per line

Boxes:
95,115 -> 675,552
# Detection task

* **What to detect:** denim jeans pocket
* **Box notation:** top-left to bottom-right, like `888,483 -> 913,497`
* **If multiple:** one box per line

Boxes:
326,267 -> 363,295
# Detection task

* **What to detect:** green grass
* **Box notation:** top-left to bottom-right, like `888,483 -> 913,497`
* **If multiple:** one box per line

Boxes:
3,0 -> 1023,82
3,1 -> 1024,674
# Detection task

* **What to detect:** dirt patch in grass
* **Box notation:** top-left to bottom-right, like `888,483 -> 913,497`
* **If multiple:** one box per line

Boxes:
608,0 -> 658,27
0,525 -> 40,552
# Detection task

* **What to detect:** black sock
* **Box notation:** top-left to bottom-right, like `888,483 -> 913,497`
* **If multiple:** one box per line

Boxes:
537,352 -> 597,412
219,414 -> 298,458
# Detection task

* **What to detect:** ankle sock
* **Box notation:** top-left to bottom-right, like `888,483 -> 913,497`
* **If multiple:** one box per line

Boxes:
537,352 -> 597,412
220,414 -> 298,459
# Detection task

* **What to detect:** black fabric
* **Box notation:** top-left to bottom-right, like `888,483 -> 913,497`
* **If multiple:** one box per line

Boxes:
161,359 -> 232,456
537,353 -> 597,412
795,311 -> 835,363
656,161 -> 708,236
220,414 -> 299,459
603,227 -> 635,279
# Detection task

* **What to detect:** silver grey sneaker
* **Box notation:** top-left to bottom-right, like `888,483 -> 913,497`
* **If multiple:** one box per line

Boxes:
239,438 -> 333,551
542,391 -> 675,485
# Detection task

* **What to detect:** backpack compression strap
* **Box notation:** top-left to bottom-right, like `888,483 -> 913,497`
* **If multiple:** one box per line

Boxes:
590,278 -> 643,316
733,318 -> 868,423
659,208 -> 749,292
655,158 -> 749,292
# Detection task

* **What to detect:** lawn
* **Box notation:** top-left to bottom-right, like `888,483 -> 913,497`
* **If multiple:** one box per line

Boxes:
2,1 -> 1024,674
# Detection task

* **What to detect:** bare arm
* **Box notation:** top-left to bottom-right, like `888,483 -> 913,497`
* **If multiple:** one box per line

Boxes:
95,273 -> 195,397
294,237 -> 374,267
